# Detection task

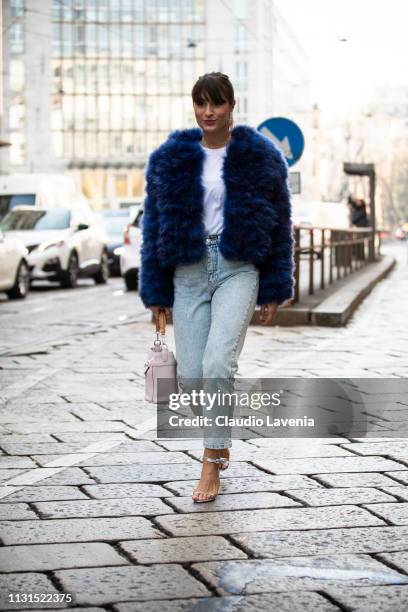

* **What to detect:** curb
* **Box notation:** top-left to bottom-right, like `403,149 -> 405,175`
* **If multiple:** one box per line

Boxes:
250,254 -> 396,327
311,255 -> 396,326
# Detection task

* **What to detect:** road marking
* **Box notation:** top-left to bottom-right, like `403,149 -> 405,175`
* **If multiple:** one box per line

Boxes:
0,416 -> 157,500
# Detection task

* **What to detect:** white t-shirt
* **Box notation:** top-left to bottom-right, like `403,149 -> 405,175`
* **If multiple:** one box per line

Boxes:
200,143 -> 227,236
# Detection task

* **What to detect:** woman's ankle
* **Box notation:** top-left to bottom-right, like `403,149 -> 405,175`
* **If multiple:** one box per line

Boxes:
204,447 -> 230,455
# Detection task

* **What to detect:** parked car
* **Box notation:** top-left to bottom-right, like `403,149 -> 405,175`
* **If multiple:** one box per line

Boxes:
120,205 -> 143,291
0,173 -> 89,221
0,206 -> 109,288
0,229 -> 30,299
97,210 -> 131,276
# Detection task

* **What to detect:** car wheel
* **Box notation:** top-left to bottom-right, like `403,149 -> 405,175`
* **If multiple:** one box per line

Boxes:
124,269 -> 138,291
93,250 -> 109,284
60,252 -> 78,288
6,261 -> 30,300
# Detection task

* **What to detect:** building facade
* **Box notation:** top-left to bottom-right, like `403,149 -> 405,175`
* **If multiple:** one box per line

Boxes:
1,0 -> 312,206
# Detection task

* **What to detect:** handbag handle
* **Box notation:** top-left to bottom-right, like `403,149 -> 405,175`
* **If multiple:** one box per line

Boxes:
155,308 -> 166,335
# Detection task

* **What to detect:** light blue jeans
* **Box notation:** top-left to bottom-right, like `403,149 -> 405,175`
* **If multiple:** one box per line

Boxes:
172,234 -> 259,449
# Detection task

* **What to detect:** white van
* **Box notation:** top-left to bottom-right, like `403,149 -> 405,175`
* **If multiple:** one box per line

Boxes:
0,174 -> 90,220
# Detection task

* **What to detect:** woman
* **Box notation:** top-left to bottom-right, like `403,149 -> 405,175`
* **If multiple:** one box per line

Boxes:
140,72 -> 295,502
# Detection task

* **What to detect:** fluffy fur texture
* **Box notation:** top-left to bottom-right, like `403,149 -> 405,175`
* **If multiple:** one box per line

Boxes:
139,124 -> 296,307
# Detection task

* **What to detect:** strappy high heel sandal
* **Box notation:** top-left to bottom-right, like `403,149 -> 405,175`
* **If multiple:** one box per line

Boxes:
192,456 -> 226,503
218,449 -> 230,471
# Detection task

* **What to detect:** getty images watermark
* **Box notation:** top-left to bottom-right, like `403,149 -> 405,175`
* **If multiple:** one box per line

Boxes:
166,388 -> 315,429
156,377 -> 408,439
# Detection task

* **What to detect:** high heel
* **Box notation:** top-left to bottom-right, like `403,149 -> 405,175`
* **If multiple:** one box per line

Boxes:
218,450 -> 230,471
192,455 -> 225,503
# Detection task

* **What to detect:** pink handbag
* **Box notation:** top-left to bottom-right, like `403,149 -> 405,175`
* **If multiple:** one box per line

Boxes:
144,309 -> 178,403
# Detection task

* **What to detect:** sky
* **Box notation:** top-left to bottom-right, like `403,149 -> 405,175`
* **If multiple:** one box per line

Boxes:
275,0 -> 408,117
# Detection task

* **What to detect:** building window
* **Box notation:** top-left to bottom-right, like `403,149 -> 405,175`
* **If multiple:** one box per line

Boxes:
98,0 -> 109,22
234,23 -> 248,50
235,60 -> 248,90
52,131 -> 63,157
61,24 -> 73,56
52,24 -> 61,56
134,0 -> 144,21
10,59 -> 25,91
122,26 -> 133,57
86,132 -> 97,157
234,0 -> 248,19
122,0 -> 134,22
242,96 -> 248,114
62,96 -> 74,130
86,24 -> 97,55
146,26 -> 158,56
160,0 -> 171,22
134,25 -> 144,57
168,0 -> 181,22
123,131 -> 134,154
11,0 -> 25,18
146,0 -> 158,23
86,0 -> 99,21
99,25 -> 109,55
98,132 -> 109,157
51,105 -> 62,130
53,0 -> 72,21
10,23 -> 24,54
73,24 -> 86,55
9,100 -> 25,129
59,60 -> 73,93
183,0 -> 196,23
10,132 -> 26,165
64,132 -> 74,157
98,96 -> 110,129
110,25 -> 122,57
110,132 -> 122,156
73,0 -> 86,22
52,0 -> 60,20
115,174 -> 128,197
74,96 -> 86,130
236,94 -> 248,121
74,132 -> 85,158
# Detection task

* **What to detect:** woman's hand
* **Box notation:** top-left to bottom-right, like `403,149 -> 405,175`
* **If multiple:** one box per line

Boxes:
259,301 -> 279,325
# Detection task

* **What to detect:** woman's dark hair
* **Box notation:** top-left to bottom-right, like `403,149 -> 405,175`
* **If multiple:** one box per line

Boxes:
192,72 -> 235,106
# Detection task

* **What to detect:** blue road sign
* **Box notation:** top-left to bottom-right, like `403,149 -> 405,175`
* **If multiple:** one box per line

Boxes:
257,117 -> 304,167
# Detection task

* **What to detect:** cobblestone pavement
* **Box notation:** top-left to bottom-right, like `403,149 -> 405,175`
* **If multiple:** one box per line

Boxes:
1,241 -> 408,611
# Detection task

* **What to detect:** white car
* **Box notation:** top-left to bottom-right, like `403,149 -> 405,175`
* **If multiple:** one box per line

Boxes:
120,205 -> 143,291
0,229 -> 30,299
0,206 -> 109,288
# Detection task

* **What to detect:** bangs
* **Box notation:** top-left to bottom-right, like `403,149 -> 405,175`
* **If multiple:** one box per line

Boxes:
192,76 -> 232,106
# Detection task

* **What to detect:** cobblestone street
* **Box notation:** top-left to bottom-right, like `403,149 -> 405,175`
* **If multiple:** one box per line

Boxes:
1,241 -> 408,611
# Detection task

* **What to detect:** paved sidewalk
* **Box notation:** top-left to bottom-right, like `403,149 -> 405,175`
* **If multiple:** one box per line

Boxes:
1,242 -> 408,610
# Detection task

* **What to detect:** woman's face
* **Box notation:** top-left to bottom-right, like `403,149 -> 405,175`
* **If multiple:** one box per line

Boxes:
193,96 -> 234,134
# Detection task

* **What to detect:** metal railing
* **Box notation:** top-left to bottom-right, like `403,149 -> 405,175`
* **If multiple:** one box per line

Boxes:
293,225 -> 381,303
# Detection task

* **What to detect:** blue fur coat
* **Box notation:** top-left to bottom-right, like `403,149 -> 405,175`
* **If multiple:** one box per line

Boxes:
139,124 -> 295,308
